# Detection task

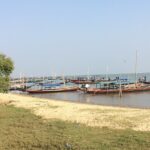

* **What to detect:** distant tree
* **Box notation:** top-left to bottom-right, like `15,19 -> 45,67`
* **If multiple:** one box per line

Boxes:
0,54 -> 14,92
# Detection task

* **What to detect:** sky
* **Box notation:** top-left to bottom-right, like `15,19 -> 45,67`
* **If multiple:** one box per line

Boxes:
0,0 -> 150,77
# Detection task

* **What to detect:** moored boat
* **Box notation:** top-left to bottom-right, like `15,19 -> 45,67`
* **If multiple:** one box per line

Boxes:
27,86 -> 79,94
85,83 -> 150,94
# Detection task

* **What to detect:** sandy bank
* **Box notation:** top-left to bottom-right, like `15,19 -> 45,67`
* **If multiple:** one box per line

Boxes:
0,93 -> 150,131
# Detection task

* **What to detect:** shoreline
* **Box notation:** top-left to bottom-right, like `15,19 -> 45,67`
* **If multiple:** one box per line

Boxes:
0,93 -> 150,131
29,93 -> 150,110
9,92 -> 149,110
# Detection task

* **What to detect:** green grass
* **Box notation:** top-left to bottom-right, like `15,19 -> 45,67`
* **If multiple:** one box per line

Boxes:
0,105 -> 150,150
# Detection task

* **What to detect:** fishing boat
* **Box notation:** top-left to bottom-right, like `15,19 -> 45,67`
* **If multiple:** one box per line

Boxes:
84,50 -> 149,95
27,86 -> 79,94
84,82 -> 150,94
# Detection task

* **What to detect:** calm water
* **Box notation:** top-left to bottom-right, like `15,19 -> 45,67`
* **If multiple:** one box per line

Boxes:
31,91 -> 150,109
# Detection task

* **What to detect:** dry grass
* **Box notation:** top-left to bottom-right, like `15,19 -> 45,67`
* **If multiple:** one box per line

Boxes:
0,93 -> 150,131
0,104 -> 150,149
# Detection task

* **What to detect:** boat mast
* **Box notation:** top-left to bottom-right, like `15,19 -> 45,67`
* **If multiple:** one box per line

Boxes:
106,65 -> 109,93
105,65 -> 108,81
119,80 -> 122,97
42,75 -> 45,90
22,74 -> 25,90
62,73 -> 66,86
87,67 -> 90,81
135,50 -> 138,86
20,72 -> 23,90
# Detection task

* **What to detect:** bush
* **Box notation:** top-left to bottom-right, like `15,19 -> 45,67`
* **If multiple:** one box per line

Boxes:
0,54 -> 14,92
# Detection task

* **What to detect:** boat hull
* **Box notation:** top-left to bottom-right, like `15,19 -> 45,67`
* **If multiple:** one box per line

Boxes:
27,87 -> 79,94
86,86 -> 150,94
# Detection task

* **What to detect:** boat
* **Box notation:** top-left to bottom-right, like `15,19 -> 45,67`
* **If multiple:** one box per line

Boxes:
27,86 -> 79,94
84,83 -> 150,94
83,51 -> 149,95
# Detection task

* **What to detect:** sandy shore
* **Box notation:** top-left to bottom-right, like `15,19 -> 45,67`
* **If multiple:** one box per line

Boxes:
0,93 -> 150,131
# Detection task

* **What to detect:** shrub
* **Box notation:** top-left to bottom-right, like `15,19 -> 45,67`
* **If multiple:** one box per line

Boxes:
0,54 -> 14,92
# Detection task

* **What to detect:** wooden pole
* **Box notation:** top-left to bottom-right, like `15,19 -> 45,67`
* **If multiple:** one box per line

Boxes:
135,50 -> 138,86
119,80 -> 122,97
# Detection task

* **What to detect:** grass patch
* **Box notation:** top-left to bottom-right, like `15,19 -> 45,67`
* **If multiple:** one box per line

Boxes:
0,105 -> 150,150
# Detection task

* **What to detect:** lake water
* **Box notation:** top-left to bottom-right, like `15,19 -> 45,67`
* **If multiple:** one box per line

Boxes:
31,91 -> 150,109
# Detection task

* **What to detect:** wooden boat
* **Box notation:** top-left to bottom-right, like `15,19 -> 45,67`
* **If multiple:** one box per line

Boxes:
85,83 -> 150,94
27,86 -> 79,94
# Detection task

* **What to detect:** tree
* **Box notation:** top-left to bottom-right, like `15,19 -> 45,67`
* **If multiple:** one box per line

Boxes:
0,53 -> 14,92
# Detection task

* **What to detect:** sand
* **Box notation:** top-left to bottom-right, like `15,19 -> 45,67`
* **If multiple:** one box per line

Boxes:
0,93 -> 150,131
